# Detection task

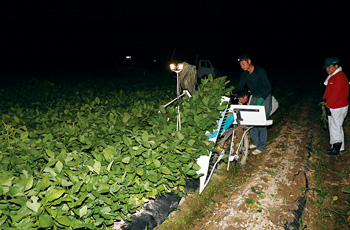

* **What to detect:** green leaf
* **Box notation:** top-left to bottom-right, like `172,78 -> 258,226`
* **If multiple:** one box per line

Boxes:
122,112 -> 131,123
217,105 -> 226,111
178,156 -> 190,163
14,217 -> 32,229
123,134 -> 132,146
20,131 -> 29,140
94,218 -> 104,226
100,196 -> 112,205
176,132 -> 184,141
45,189 -> 65,203
107,160 -> 114,172
343,187 -> 350,194
46,206 -> 58,218
71,181 -> 83,194
55,216 -> 71,226
164,175 -> 177,181
45,149 -> 55,159
142,131 -> 149,142
186,170 -> 197,176
153,159 -> 161,168
9,198 -> 26,206
93,160 -> 101,175
122,157 -> 131,164
99,206 -> 111,213
73,192 -> 88,207
55,161 -> 63,173
9,186 -> 22,196
159,105 -> 166,114
148,171 -> 158,183
160,167 -> 171,175
24,175 -> 34,191
94,97 -> 101,105
39,214 -> 54,228
145,158 -> 153,165
11,205 -> 30,223
101,213 -> 112,220
0,175 -> 14,187
103,148 -> 115,162
202,97 -> 209,106
110,183 -> 121,193
245,198 -> 255,204
13,116 -> 20,122
37,176 -> 51,191
26,196 -> 41,213
136,168 -> 144,176
192,163 -> 201,171
98,183 -> 110,193
187,139 -> 196,146
43,166 -> 57,177
43,134 -> 53,143
79,205 -> 88,218
142,141 -> 151,148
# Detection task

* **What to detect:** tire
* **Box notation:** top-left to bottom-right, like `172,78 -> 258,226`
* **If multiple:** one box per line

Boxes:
239,129 -> 249,167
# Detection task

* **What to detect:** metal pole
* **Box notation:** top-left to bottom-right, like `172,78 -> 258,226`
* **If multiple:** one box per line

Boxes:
176,71 -> 180,98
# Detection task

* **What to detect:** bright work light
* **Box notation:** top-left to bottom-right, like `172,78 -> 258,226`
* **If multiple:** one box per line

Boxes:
170,63 -> 176,71
170,63 -> 184,73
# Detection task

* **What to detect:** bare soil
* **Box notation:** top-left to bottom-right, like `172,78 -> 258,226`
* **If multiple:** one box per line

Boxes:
155,90 -> 350,229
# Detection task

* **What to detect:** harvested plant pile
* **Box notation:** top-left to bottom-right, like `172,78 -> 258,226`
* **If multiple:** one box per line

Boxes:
178,62 -> 197,96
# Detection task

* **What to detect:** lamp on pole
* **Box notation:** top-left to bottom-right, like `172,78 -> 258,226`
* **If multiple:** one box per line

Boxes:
170,63 -> 184,130
170,63 -> 184,97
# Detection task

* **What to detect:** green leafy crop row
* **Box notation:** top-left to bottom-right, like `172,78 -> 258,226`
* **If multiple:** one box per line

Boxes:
0,75 -> 232,229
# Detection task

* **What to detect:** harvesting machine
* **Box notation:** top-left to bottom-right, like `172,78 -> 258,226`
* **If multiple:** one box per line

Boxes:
163,90 -> 273,194
196,95 -> 273,194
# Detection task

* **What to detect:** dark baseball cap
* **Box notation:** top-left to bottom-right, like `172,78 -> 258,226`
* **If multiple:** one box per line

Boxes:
322,57 -> 339,68
238,54 -> 250,62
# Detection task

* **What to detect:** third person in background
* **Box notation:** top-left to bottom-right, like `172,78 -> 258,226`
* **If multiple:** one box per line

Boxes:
322,57 -> 349,157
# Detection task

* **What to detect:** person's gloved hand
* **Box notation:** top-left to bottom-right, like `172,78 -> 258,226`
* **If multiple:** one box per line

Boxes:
256,97 -> 264,105
325,107 -> 331,116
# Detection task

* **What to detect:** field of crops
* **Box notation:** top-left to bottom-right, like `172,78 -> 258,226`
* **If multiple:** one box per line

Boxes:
0,74 -> 232,229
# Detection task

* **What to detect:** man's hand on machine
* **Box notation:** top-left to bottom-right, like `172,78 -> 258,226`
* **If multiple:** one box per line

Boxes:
256,97 -> 264,105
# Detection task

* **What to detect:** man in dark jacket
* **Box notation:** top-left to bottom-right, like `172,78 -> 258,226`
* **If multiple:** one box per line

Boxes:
232,54 -> 272,155
322,57 -> 349,156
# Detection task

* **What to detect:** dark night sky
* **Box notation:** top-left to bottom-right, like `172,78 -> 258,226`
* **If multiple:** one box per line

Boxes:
1,0 -> 350,75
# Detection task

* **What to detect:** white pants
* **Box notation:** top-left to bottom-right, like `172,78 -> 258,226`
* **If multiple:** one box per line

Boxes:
328,106 -> 348,151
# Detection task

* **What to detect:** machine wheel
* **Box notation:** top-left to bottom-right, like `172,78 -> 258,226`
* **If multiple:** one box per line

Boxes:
238,129 -> 249,167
